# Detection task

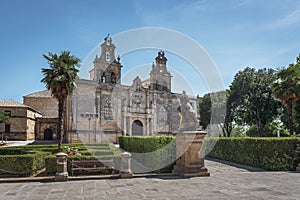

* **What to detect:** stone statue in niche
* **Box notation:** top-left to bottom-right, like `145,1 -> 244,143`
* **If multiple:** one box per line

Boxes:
177,91 -> 198,131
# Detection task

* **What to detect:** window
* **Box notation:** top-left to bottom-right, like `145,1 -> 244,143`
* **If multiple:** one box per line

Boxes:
111,72 -> 116,83
5,124 -> 10,133
101,73 -> 106,83
105,52 -> 110,62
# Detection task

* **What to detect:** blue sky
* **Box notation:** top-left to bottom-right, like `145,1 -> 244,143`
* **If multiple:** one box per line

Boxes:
1,0 -> 300,102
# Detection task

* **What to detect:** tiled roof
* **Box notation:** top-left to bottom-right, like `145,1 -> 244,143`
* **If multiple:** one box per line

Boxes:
0,100 -> 29,108
24,90 -> 52,98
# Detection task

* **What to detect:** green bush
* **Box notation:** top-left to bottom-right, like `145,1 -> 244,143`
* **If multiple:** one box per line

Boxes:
0,148 -> 28,155
205,137 -> 300,171
119,136 -> 176,173
0,151 -> 50,176
245,124 -> 290,137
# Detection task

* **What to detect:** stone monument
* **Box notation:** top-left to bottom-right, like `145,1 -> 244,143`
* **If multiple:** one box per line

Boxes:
173,91 -> 210,177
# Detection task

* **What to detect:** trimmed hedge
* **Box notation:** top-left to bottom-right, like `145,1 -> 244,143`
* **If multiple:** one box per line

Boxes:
0,151 -> 50,176
205,137 -> 300,171
119,136 -> 176,173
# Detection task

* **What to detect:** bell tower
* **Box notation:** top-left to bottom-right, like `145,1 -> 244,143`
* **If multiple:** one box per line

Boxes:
90,34 -> 122,85
150,51 -> 172,92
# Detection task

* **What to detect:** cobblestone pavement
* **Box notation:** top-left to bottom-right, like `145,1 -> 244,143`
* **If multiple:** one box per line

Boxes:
0,159 -> 299,200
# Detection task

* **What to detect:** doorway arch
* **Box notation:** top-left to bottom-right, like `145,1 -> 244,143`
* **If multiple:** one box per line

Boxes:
44,128 -> 53,140
132,120 -> 143,136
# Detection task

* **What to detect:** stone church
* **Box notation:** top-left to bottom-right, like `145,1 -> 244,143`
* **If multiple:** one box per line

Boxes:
65,35 -> 198,143
1,35 -> 197,143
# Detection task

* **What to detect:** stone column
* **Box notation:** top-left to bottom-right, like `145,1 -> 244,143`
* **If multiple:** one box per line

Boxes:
120,152 -> 133,178
173,131 -> 210,177
55,153 -> 68,181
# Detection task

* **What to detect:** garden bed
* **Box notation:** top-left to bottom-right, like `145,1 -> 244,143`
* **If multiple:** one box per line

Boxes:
0,143 -> 121,177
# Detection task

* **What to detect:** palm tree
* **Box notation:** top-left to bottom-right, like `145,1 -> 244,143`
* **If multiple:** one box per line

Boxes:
272,55 -> 300,135
41,51 -> 80,151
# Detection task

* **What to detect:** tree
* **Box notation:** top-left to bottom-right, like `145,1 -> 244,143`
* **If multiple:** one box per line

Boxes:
198,91 -> 227,136
41,51 -> 80,151
198,94 -> 211,130
293,100 -> 300,134
0,110 -> 10,143
272,55 -> 300,135
228,67 -> 281,136
222,90 -> 234,137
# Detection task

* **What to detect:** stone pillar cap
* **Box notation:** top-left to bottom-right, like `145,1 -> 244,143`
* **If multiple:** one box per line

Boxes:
121,152 -> 132,157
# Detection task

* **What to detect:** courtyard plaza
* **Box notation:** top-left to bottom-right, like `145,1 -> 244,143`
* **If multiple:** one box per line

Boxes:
0,158 -> 299,200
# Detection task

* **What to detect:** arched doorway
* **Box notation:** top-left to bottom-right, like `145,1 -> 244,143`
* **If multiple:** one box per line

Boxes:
44,128 -> 53,140
132,120 -> 143,136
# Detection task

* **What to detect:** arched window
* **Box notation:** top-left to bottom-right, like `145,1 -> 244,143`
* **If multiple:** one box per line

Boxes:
101,73 -> 106,83
155,80 -> 159,90
111,72 -> 116,84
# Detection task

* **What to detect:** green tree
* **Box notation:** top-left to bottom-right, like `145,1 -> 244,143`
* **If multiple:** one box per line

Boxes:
294,100 -> 300,134
222,90 -> 234,137
0,110 -> 10,143
272,54 -> 300,135
198,91 -> 227,136
198,94 -> 211,130
41,51 -> 80,151
228,67 -> 281,136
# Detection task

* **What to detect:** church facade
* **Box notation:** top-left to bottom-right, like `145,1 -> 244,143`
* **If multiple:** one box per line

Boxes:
65,36 -> 198,143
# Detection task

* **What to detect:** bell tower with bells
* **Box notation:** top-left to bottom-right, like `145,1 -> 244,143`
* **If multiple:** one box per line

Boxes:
90,34 -> 122,85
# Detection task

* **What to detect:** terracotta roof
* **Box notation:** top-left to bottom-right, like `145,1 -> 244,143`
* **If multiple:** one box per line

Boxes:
0,100 -> 29,108
24,90 -> 52,98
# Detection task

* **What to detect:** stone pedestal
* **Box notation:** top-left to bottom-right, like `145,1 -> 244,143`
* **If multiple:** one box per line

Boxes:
55,152 -> 68,181
120,152 -> 133,178
173,131 -> 209,177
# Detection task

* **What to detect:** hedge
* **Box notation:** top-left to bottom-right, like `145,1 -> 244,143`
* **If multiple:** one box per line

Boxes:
119,136 -> 176,173
205,137 -> 300,171
0,151 -> 50,176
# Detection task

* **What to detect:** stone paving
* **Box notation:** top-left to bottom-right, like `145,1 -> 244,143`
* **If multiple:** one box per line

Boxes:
0,159 -> 299,200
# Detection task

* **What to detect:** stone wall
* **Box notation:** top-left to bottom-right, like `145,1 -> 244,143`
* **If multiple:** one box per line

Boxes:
24,96 -> 58,117
26,109 -> 36,140
36,118 -> 58,140
0,107 -> 36,141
